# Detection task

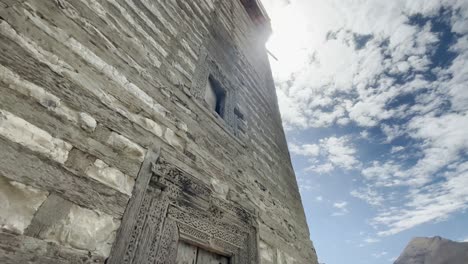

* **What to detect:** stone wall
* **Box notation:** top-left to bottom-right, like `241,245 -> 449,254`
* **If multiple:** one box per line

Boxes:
0,0 -> 318,263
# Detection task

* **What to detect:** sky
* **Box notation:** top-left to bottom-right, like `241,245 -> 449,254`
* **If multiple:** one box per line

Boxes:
261,0 -> 468,263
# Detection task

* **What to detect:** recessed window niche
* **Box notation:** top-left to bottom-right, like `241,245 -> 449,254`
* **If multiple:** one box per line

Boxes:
204,76 -> 226,118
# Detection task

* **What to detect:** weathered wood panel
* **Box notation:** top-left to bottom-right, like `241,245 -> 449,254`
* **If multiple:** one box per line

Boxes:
176,241 -> 198,264
197,248 -> 229,264
107,145 -> 160,264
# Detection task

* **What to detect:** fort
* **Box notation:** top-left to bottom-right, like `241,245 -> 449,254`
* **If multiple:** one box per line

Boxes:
0,0 -> 318,263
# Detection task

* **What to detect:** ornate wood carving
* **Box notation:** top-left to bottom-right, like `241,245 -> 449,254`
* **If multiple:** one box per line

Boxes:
107,145 -> 162,264
108,148 -> 258,264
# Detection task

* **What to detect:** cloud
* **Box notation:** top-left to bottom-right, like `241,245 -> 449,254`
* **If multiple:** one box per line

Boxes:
351,187 -> 385,207
373,161 -> 468,236
289,143 -> 320,157
306,163 -> 334,174
332,201 -> 349,216
264,0 -> 468,131
263,0 -> 463,129
334,201 -> 348,209
381,124 -> 404,143
372,251 -> 388,258
292,136 -> 360,174
364,237 -> 380,244
362,112 -> 468,187
264,0 -> 468,237
390,146 -> 404,153
321,137 -> 360,170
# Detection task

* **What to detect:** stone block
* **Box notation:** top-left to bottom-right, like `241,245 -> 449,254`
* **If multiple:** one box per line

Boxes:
0,109 -> 73,164
164,128 -> 185,151
25,194 -> 73,238
0,175 -> 48,234
211,178 -> 229,199
0,64 -> 96,133
277,249 -> 297,264
79,112 -> 97,132
106,132 -> 145,162
141,116 -> 164,137
85,159 -> 135,196
38,201 -> 120,257
259,240 -> 276,264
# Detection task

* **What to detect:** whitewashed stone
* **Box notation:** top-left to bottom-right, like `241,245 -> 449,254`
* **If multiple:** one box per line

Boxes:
0,109 -> 73,164
259,240 -> 275,264
0,176 -> 48,234
277,249 -> 297,264
25,10 -> 168,118
0,64 -> 82,126
79,112 -> 97,132
85,159 -> 135,196
141,116 -> 164,137
164,128 -> 184,151
42,204 -> 119,257
211,178 -> 229,199
0,21 -> 74,75
106,132 -> 145,162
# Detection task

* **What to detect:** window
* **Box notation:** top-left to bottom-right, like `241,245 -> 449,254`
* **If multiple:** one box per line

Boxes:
204,76 -> 226,118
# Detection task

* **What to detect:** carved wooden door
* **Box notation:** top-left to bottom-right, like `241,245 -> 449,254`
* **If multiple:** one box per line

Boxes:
107,146 -> 258,264
176,241 -> 229,264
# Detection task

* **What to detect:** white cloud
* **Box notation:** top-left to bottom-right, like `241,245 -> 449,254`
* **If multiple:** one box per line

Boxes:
351,187 -> 385,207
372,251 -> 388,258
321,137 -> 359,170
264,0 -> 468,131
364,237 -> 380,244
263,0 -> 463,129
362,161 -> 405,187
264,0 -> 468,237
332,201 -> 349,216
292,136 -> 360,174
306,163 -> 334,174
373,161 -> 468,236
381,124 -> 404,143
316,196 -> 323,201
360,130 -> 370,139
333,201 -> 348,209
289,143 -> 320,157
390,146 -> 404,153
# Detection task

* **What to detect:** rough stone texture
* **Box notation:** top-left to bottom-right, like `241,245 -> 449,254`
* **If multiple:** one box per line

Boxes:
394,236 -> 468,264
106,132 -> 145,162
85,159 -> 135,195
0,0 -> 318,263
259,240 -> 276,264
0,175 -> 48,234
0,109 -> 72,164
0,230 -> 105,264
40,203 -> 119,257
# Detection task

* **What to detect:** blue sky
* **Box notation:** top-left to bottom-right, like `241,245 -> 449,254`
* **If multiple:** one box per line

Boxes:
261,0 -> 468,263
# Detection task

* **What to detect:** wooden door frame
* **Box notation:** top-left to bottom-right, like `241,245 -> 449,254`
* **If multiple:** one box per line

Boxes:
107,146 -> 259,264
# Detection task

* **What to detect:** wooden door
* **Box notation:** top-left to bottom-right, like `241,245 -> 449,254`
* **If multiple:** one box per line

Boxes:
176,241 -> 229,264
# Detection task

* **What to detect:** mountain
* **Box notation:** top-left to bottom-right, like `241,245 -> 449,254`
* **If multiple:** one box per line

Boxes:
394,236 -> 468,264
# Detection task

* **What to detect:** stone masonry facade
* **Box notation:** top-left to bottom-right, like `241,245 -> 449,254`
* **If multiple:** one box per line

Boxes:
0,0 -> 319,263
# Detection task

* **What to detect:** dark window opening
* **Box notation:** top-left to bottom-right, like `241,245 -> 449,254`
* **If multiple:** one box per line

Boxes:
204,76 -> 226,118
